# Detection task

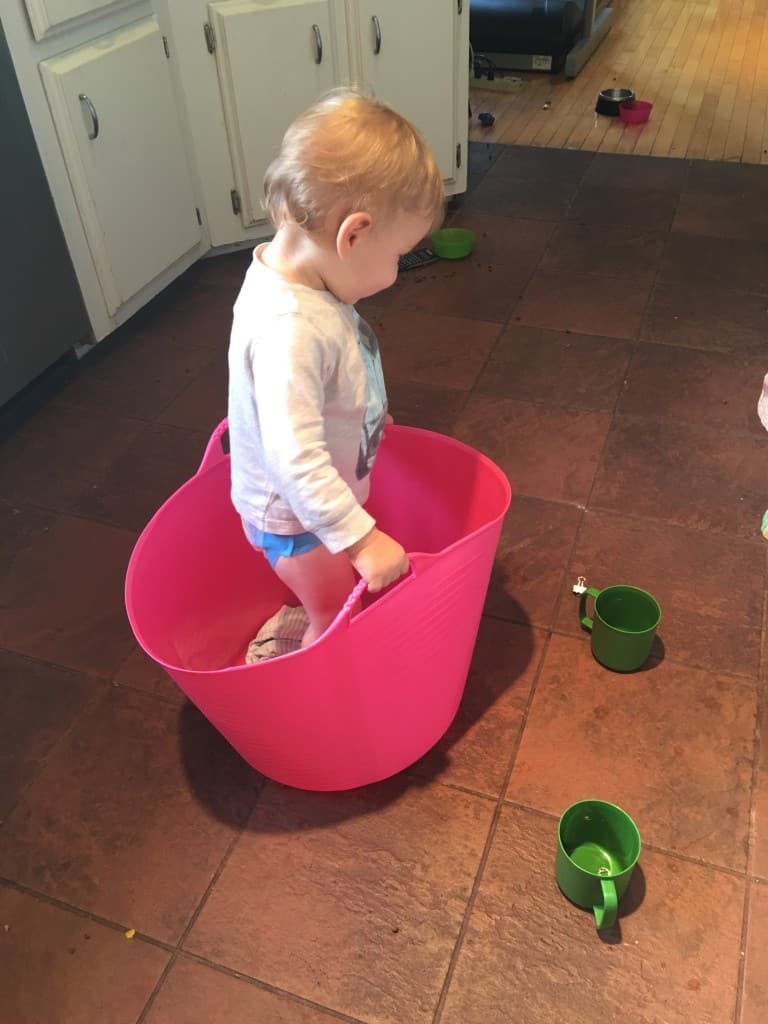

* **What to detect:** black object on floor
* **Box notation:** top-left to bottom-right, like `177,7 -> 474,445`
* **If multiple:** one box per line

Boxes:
595,87 -> 635,117
398,247 -> 440,272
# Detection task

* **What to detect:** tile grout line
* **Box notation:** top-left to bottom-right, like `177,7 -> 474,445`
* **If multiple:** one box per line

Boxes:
444,166 -> 565,420
477,488 -> 768,547
478,619 -> 763,687
0,641 -> 189,731
500,154 -> 595,334
465,378 -> 768,443
547,347 -> 637,634
585,408 -> 768,445
0,648 -> 216,837
0,877 -> 365,1024
431,630 -> 555,1024
511,487 -> 768,547
0,681 -> 111,831
535,152 -> 640,629
11,470 -> 768,555
447,157 -> 590,647
1,494 -> 143,538
633,155 -> 692,348
626,334 -> 768,360
496,800 -> 757,880
465,156 -> 601,639
2,794 -> 754,944
134,795 -> 260,1024
402,774 -> 500,805
411,752 -> 766,882
0,873 -> 173,939
162,947 -> 371,1024
452,320 -> 510,424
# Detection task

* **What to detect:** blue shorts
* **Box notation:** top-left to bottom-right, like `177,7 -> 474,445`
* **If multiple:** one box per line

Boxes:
243,521 -> 323,568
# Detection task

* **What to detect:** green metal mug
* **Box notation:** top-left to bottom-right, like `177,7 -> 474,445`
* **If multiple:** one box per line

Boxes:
579,584 -> 661,672
556,799 -> 641,931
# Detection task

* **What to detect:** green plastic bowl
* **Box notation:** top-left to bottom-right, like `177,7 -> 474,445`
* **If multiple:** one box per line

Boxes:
431,227 -> 475,259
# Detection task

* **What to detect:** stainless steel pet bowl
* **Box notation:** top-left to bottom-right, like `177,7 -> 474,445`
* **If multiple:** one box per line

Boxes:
596,88 -> 636,116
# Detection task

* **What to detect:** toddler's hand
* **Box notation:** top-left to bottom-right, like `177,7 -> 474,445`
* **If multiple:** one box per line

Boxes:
347,527 -> 408,593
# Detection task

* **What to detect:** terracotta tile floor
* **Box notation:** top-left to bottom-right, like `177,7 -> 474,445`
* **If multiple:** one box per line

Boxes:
1,144 -> 767,1023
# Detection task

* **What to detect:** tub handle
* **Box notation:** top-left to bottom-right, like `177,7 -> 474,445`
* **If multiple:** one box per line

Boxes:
197,418 -> 230,474
339,551 -> 438,626
342,577 -> 369,619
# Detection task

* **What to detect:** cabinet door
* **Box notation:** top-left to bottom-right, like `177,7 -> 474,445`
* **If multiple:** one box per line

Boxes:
40,17 -> 201,315
209,0 -> 349,228
24,0 -> 140,42
356,0 -> 457,180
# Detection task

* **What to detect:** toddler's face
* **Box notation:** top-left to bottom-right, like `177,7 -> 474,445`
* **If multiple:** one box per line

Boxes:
348,210 -> 434,301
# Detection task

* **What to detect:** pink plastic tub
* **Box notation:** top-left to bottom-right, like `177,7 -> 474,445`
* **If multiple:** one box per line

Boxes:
125,420 -> 511,791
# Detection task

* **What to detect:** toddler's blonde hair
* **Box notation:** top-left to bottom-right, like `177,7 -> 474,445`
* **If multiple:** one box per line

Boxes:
263,88 -> 445,233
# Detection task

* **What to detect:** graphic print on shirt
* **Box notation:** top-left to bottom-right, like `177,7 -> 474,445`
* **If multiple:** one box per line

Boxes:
355,315 -> 388,480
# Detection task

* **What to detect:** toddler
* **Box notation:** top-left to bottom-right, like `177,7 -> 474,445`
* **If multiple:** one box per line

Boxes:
227,88 -> 445,659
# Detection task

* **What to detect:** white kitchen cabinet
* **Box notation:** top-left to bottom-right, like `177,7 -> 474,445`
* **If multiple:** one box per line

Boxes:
39,16 -> 202,315
208,0 -> 349,229
4,0 -> 468,348
179,0 -> 467,240
352,0 -> 466,185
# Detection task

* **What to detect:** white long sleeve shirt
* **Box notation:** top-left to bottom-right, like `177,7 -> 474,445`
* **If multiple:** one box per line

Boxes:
227,247 -> 387,554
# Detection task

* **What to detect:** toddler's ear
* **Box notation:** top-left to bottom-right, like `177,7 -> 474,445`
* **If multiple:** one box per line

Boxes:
337,211 -> 373,259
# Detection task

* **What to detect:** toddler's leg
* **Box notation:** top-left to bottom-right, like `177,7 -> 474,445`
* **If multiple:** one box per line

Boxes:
273,544 -> 358,647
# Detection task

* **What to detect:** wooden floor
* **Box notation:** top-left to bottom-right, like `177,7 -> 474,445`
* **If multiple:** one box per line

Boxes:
468,0 -> 768,162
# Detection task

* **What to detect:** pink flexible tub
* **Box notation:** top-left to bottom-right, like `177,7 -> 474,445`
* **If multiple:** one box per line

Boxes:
125,420 -> 511,791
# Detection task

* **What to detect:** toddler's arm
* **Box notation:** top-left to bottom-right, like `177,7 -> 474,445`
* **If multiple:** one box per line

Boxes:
346,527 -> 408,593
248,316 -> 376,552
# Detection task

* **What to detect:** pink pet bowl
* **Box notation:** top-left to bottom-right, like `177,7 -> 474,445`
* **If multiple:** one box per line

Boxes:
620,100 -> 653,124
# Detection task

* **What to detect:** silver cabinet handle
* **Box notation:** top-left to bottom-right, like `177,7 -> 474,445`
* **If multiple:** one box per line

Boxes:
78,93 -> 99,140
372,15 -> 382,54
312,23 -> 323,64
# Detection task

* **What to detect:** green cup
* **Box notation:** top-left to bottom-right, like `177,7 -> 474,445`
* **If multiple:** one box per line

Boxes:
579,584 -> 661,672
556,799 -> 641,930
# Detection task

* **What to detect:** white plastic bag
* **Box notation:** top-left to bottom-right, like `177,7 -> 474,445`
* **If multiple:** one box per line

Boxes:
760,372 -> 768,538
759,371 -> 768,431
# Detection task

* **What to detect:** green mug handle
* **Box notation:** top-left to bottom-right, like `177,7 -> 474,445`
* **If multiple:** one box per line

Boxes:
579,587 -> 601,631
594,877 -> 618,930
